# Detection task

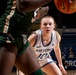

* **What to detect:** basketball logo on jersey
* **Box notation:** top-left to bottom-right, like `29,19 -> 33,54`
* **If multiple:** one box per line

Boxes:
52,44 -> 55,46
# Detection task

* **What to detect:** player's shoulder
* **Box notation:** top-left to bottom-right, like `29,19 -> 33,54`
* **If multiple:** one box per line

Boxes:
54,30 -> 61,42
28,29 -> 40,41
28,32 -> 37,41
35,29 -> 42,34
28,29 -> 42,46
28,29 -> 42,41
54,30 -> 60,37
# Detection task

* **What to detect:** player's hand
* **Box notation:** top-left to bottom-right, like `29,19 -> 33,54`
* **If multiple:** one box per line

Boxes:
32,6 -> 49,22
59,64 -> 67,75
34,6 -> 49,19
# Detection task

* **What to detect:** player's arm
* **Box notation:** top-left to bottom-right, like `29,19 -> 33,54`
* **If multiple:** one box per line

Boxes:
54,31 -> 62,64
16,0 -> 52,12
54,31 -> 67,74
28,32 -> 37,47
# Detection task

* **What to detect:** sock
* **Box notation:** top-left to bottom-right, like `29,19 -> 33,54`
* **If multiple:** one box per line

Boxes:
29,69 -> 43,75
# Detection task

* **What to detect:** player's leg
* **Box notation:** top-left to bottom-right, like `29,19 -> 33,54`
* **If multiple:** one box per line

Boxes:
15,44 -> 43,75
41,62 -> 62,75
0,43 -> 17,75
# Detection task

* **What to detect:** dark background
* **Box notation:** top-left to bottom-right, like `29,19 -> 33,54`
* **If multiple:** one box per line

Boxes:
45,0 -> 76,28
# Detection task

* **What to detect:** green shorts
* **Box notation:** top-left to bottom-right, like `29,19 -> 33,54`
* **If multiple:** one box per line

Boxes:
0,33 -> 30,57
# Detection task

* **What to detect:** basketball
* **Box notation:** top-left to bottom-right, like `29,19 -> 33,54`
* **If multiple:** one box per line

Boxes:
54,0 -> 76,14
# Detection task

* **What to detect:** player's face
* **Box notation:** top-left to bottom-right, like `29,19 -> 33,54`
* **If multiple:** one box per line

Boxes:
40,17 -> 55,34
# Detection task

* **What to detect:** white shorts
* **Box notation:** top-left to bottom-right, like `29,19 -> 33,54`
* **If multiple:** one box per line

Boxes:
39,58 -> 54,68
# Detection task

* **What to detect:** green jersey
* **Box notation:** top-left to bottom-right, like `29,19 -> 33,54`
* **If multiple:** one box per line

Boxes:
0,0 -> 34,56
0,0 -> 33,35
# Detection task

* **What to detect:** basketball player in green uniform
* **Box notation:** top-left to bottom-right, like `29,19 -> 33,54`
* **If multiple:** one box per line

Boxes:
0,0 -> 52,75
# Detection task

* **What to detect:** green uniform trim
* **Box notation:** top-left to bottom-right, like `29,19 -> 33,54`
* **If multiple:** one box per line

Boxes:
0,0 -> 16,33
29,69 -> 43,75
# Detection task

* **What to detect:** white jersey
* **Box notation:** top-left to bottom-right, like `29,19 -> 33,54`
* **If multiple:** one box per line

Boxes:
33,29 -> 58,67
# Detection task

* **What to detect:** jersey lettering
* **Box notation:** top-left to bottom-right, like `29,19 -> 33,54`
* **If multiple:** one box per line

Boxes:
37,53 -> 49,60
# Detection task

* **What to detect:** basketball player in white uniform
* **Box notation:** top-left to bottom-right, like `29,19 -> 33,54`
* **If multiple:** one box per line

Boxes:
28,16 -> 67,75
33,29 -> 58,67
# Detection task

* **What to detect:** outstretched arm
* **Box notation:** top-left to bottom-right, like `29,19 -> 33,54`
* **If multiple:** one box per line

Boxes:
16,0 -> 52,12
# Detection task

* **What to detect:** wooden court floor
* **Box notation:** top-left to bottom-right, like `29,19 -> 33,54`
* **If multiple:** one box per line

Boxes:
67,70 -> 76,75
11,70 -> 76,75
